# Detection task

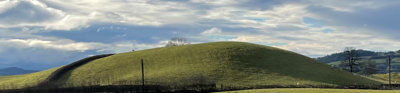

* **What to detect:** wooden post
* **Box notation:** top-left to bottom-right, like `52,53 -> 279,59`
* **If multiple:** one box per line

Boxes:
141,58 -> 145,92
388,56 -> 391,88
350,57 -> 353,73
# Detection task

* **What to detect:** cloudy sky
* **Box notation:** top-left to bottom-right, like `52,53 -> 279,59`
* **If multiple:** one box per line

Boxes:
0,0 -> 399,70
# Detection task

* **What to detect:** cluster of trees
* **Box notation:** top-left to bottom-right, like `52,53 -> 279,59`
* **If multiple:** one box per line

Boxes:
316,50 -> 377,63
338,47 -> 377,75
165,37 -> 190,47
131,37 -> 190,52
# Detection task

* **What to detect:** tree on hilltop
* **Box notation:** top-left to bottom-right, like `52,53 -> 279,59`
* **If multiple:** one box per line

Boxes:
165,37 -> 190,47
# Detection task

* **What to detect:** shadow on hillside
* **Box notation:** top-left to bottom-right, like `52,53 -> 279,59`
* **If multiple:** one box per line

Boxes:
37,54 -> 114,88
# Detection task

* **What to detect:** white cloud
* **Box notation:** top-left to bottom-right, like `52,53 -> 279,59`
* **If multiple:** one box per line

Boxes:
1,38 -> 168,54
3,38 -> 107,52
228,25 -> 400,57
40,0 -> 198,29
0,0 -> 399,60
190,0 -> 245,6
0,34 -> 169,69
200,4 -> 310,30
303,0 -> 395,13
0,0 -> 199,30
201,27 -> 222,35
45,14 -> 91,30
191,2 -> 400,57
98,41 -> 167,53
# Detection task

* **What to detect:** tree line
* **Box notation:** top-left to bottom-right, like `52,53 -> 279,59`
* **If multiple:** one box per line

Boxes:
337,47 -> 393,75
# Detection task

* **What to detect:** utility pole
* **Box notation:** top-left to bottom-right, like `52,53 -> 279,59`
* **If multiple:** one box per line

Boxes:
388,56 -> 391,88
141,58 -> 145,92
350,57 -> 353,73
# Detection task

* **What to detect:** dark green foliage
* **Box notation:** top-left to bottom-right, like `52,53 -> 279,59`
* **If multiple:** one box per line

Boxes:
317,50 -> 376,63
320,48 -> 400,74
359,61 -> 377,75
387,51 -> 396,56
341,47 -> 360,73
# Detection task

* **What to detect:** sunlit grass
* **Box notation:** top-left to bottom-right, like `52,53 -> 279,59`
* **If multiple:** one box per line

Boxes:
57,42 -> 381,88
371,72 -> 400,84
0,67 -> 59,89
0,42 -> 382,90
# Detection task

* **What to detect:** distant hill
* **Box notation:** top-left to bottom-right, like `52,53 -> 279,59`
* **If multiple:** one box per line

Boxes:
0,42 -> 381,90
316,50 -> 378,63
317,50 -> 400,63
0,67 -> 37,76
316,50 -> 400,73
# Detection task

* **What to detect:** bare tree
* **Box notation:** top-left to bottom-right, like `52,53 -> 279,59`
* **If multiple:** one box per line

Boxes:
341,47 -> 360,73
165,37 -> 190,47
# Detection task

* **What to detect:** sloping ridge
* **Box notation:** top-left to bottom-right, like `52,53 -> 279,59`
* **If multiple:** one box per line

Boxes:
37,54 -> 114,87
57,42 -> 381,88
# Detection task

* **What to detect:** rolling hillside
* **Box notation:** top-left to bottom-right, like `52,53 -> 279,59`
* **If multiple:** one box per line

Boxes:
0,68 -> 58,89
0,42 -> 382,90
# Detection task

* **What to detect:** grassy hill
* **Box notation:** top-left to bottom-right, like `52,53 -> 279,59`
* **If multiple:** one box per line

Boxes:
0,42 -> 382,90
0,68 -> 58,89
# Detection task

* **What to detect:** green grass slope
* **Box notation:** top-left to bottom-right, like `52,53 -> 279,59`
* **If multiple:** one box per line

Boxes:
54,42 -> 380,88
370,72 -> 400,84
0,68 -> 59,89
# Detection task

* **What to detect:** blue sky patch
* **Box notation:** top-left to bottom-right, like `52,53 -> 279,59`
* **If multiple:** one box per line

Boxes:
322,29 -> 333,33
303,17 -> 324,28
247,17 -> 268,22
255,42 -> 288,46
206,35 -> 238,40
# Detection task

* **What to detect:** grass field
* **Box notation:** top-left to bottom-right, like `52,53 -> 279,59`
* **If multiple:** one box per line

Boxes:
56,42 -> 380,88
0,42 -> 383,90
216,88 -> 400,93
371,72 -> 400,84
0,67 -> 59,89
